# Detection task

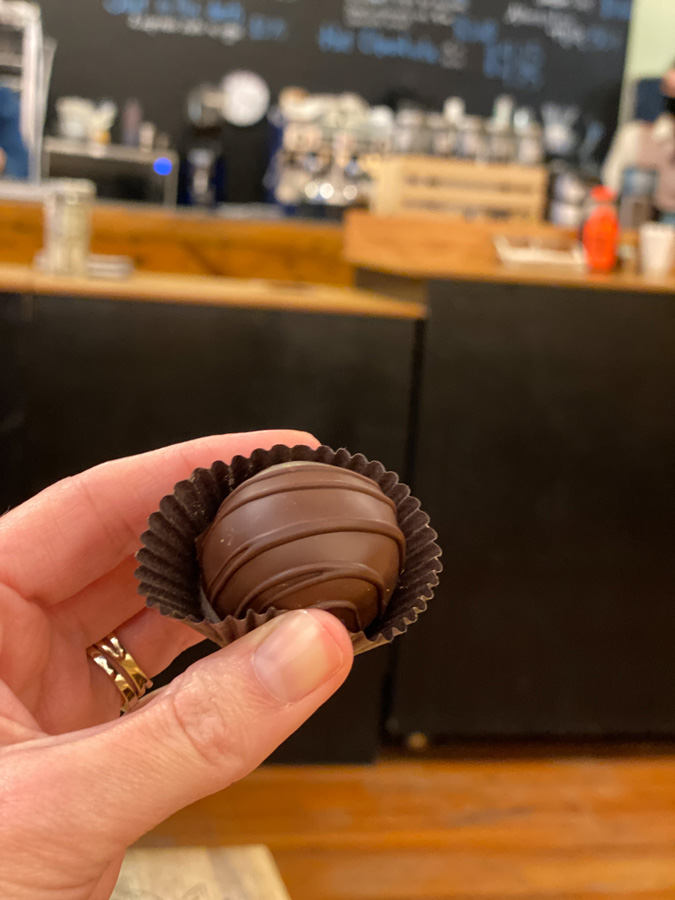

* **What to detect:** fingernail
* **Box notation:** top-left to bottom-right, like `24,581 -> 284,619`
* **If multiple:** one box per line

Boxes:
253,611 -> 345,704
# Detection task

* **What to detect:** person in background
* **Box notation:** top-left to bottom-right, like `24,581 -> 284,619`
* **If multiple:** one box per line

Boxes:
0,85 -> 29,179
603,59 -> 675,224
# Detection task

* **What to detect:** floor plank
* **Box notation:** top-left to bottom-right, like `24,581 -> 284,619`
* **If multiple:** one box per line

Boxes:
139,748 -> 675,900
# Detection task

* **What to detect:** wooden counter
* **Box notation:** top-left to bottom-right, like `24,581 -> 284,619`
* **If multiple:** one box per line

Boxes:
0,201 -> 352,285
345,210 -> 675,295
0,262 -> 423,319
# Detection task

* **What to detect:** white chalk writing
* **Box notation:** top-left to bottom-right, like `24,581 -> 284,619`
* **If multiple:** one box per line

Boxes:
504,1 -> 622,51
127,12 -> 246,41
440,39 -> 468,68
343,0 -> 470,31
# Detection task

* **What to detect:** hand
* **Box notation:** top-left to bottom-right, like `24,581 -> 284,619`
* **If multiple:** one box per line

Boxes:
0,431 -> 354,900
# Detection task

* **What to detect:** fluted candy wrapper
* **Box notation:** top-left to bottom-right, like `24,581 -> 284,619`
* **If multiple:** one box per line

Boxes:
135,444 -> 442,655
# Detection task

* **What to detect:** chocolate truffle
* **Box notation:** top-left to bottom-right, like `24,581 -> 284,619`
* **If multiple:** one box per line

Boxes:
196,461 -> 405,632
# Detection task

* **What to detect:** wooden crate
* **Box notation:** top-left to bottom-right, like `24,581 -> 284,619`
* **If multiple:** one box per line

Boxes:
370,156 -> 548,222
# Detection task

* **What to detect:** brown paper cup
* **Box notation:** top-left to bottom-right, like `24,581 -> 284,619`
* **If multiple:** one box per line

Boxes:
135,444 -> 442,655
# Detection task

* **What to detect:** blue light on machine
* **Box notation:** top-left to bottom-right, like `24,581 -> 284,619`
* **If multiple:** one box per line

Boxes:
153,156 -> 173,177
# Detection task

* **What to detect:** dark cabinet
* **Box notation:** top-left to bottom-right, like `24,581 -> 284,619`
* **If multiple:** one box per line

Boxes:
22,295 -> 414,492
390,280 -> 675,739
10,278 -> 675,751
0,294 -> 26,511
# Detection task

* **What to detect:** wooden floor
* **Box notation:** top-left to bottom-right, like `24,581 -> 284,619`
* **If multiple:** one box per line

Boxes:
139,746 -> 675,900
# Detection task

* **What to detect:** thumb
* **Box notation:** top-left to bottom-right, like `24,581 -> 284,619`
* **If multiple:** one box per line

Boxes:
5,610 -> 353,855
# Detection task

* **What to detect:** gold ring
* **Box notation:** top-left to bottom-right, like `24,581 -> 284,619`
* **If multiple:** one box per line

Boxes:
87,632 -> 153,714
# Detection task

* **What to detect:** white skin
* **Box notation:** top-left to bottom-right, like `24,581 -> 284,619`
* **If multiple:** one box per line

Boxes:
663,68 -> 675,99
0,429 -> 354,900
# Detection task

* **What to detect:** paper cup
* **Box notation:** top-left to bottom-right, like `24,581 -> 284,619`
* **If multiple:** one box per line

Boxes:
640,222 -> 675,278
135,445 -> 442,655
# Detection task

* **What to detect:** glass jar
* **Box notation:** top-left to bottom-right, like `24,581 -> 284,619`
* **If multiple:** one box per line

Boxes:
486,121 -> 516,164
42,179 -> 96,277
428,113 -> 456,157
392,109 -> 428,155
618,167 -> 658,231
516,123 -> 544,166
456,116 -> 487,161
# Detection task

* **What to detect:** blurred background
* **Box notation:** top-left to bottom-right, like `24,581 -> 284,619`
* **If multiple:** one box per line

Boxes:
1,0 -> 675,897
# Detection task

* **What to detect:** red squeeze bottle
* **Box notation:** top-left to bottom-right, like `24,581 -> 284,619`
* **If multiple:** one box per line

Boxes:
582,185 -> 619,273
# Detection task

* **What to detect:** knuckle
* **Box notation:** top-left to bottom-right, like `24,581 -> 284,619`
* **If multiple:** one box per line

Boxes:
162,668 -> 252,775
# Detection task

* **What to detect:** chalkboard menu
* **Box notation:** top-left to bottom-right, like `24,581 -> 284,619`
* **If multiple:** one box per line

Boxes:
40,0 -> 632,150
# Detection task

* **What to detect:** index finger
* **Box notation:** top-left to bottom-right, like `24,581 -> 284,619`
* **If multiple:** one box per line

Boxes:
0,430 -> 318,605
